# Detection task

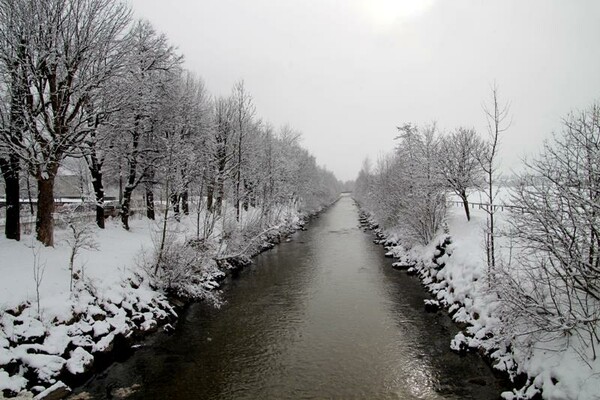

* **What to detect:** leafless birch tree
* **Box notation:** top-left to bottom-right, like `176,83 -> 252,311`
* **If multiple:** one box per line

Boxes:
479,83 -> 510,274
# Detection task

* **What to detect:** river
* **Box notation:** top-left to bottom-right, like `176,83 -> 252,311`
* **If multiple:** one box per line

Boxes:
76,194 -> 508,399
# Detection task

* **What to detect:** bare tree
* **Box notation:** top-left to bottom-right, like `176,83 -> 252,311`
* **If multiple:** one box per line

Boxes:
30,240 -> 46,318
438,127 -> 484,221
479,83 -> 510,274
63,213 -> 98,292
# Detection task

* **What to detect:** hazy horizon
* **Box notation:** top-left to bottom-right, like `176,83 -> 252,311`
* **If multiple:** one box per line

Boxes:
129,0 -> 600,181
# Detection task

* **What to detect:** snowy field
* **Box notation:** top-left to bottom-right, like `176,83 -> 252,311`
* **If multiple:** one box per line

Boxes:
0,218 -> 153,314
0,204 -> 306,398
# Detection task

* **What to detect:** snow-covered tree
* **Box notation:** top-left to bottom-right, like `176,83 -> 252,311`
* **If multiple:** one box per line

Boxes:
206,96 -> 236,215
0,0 -> 131,245
231,80 -> 255,221
394,123 -> 446,244
354,123 -> 446,245
500,103 -> 600,362
173,72 -> 211,217
438,127 -> 484,221
110,20 -> 182,230
152,70 -> 210,221
78,76 -> 125,229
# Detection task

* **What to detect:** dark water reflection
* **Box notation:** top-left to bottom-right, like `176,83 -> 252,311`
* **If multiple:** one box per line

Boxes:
77,195 -> 507,399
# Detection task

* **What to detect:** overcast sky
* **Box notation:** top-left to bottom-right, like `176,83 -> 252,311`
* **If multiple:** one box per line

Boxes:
129,0 -> 600,182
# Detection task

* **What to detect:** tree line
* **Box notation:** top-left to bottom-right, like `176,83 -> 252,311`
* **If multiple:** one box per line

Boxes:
0,0 -> 342,247
355,85 -> 600,365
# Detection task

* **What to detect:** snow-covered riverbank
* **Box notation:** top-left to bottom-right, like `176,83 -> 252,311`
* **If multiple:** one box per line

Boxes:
0,205 -> 310,399
362,204 -> 600,400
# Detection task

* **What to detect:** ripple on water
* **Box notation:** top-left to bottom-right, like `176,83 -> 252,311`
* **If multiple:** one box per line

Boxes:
75,196 -> 509,400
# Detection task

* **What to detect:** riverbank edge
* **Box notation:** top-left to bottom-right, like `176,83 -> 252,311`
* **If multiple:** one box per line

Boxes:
355,205 -> 526,400
0,201 -> 338,400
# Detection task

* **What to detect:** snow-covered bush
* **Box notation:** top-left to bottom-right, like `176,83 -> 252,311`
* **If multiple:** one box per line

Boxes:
146,230 -> 222,305
499,104 -> 600,363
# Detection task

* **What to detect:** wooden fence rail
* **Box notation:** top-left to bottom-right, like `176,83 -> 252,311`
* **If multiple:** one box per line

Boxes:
447,200 -> 525,213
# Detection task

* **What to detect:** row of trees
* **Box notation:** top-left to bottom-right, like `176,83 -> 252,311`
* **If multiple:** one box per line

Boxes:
355,86 -> 600,363
354,122 -> 449,245
354,119 -> 492,245
0,0 -> 342,246
355,86 -> 505,253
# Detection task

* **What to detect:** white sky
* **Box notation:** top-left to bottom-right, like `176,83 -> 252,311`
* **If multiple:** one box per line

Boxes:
129,0 -> 600,182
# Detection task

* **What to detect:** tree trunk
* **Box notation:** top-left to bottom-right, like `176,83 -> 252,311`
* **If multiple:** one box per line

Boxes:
181,190 -> 189,215
235,133 -> 242,221
215,175 -> 224,216
36,177 -> 55,247
121,162 -> 137,230
197,172 -> 206,238
121,185 -> 133,230
235,129 -> 242,221
0,155 -> 20,240
485,170 -> 496,284
460,190 -> 471,221
242,179 -> 249,212
145,186 -> 155,220
26,173 -> 34,215
118,170 -> 123,205
206,179 -> 214,212
488,175 -> 495,270
155,172 -> 170,275
171,192 -> 180,221
235,171 -> 241,221
89,163 -> 105,229
121,133 -> 139,230
2,36 -> 26,240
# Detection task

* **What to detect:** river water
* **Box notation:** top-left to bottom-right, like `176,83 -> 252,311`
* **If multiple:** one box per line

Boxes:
77,195 -> 508,399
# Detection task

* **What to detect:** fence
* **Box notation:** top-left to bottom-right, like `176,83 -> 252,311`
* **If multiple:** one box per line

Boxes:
447,200 -> 524,213
0,206 -> 147,233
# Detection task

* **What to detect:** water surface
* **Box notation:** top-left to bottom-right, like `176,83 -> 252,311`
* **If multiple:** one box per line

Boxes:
78,195 -> 507,399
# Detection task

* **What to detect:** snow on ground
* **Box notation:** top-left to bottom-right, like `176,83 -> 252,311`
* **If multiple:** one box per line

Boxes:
376,203 -> 600,400
0,217 -> 153,315
444,206 -> 600,399
0,216 -> 176,397
0,203 -> 308,398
